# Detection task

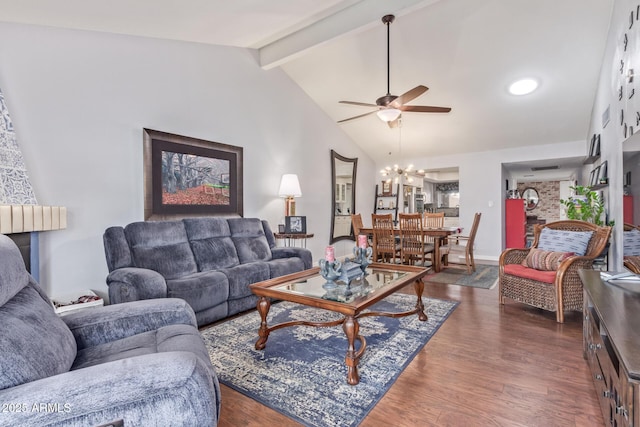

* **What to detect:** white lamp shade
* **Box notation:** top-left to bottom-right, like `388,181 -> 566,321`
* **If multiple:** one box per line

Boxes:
376,108 -> 401,122
278,174 -> 302,197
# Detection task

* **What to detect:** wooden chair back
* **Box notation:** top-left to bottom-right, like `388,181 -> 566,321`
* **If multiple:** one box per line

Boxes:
351,213 -> 364,236
371,213 -> 397,263
466,212 -> 482,249
422,212 -> 445,244
423,212 -> 445,228
399,213 -> 432,265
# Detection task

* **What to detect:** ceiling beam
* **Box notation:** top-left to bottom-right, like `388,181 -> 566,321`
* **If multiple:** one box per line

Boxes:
258,0 -> 442,70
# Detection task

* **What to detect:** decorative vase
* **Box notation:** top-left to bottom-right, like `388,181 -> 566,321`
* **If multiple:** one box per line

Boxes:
318,258 -> 342,289
352,246 -> 373,274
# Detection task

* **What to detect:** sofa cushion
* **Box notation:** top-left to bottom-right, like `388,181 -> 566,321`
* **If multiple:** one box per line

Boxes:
537,228 -> 593,256
220,262 -> 270,299
503,264 -> 556,284
71,324 -> 210,371
624,229 -> 640,256
125,221 -> 198,280
0,285 -> 77,390
227,218 -> 272,263
183,218 -> 240,270
103,226 -> 133,271
267,258 -> 306,278
166,271 -> 229,313
521,248 -> 574,271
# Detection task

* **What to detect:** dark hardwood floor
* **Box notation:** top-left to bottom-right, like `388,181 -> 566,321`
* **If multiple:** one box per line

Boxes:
216,275 -> 604,427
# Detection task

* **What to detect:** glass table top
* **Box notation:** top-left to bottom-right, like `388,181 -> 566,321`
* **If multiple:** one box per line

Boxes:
273,267 -> 411,304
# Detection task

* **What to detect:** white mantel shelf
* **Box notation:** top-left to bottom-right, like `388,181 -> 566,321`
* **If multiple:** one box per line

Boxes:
0,205 -> 67,234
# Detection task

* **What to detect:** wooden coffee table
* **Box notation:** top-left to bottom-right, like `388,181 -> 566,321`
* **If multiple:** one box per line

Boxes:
249,262 -> 430,385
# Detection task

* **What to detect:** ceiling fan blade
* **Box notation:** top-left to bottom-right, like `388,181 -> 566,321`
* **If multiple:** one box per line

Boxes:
390,85 -> 428,108
339,100 -> 379,108
337,110 -> 378,123
400,105 -> 452,113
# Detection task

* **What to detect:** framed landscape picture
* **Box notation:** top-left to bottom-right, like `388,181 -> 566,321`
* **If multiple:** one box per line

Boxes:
143,129 -> 243,220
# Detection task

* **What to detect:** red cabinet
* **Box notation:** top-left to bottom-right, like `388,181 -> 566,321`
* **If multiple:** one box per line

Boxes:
505,199 -> 526,248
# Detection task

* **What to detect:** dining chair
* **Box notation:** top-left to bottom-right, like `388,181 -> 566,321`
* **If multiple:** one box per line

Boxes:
422,212 -> 445,228
371,213 -> 400,263
422,212 -> 445,246
440,212 -> 482,273
351,213 -> 372,246
398,213 -> 435,266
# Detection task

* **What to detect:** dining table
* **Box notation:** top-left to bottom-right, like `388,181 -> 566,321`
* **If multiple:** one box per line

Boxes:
358,226 -> 462,272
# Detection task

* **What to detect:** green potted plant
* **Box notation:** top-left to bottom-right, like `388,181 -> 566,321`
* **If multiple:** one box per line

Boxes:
559,185 -> 614,227
560,185 -> 614,264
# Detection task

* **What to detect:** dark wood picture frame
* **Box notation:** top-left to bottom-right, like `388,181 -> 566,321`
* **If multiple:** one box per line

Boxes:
381,180 -> 392,196
599,161 -> 608,182
143,128 -> 243,220
590,165 -> 601,186
285,216 -> 306,234
588,134 -> 596,157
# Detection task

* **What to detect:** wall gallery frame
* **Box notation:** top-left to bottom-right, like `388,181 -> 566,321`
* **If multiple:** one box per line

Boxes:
143,129 -> 243,220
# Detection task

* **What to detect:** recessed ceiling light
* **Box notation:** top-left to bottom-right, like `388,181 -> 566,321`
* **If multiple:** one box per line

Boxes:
509,78 -> 539,95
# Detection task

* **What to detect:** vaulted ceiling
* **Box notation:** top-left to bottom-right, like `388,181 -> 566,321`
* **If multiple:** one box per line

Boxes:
0,0 -> 614,173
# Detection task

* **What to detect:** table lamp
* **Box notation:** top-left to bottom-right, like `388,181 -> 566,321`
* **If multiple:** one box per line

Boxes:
278,174 -> 302,216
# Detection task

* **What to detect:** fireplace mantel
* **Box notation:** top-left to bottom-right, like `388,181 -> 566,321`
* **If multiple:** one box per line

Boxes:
0,205 -> 67,234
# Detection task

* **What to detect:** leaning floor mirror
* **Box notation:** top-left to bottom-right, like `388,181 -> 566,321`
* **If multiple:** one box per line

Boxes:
330,150 -> 357,244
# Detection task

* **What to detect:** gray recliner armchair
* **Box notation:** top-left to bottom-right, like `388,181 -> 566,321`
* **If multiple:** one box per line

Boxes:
0,234 -> 221,426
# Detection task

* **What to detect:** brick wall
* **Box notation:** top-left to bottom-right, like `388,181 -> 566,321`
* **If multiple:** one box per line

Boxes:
517,181 -> 561,222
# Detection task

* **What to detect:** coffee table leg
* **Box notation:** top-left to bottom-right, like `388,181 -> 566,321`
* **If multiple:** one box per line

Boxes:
255,296 -> 271,350
343,315 -> 361,385
414,279 -> 428,321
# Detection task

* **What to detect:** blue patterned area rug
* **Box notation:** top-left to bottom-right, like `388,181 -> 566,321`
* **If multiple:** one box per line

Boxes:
201,294 -> 457,427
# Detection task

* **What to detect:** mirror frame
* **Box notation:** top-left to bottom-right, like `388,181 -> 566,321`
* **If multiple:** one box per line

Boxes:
522,187 -> 539,210
330,150 -> 357,244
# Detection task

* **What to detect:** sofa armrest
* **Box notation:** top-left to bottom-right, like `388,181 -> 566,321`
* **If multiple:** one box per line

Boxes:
61,298 -> 197,350
106,267 -> 167,304
271,247 -> 313,269
499,248 -> 530,267
0,352 -> 220,426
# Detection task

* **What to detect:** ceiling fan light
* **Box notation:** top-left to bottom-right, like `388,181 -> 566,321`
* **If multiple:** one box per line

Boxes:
377,108 -> 401,122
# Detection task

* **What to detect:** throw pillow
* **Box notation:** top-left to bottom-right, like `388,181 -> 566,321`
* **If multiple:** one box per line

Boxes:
521,248 -> 574,271
624,229 -> 640,256
538,228 -> 593,256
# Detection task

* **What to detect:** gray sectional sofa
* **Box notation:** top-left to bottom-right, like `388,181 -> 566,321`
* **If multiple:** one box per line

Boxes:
103,217 -> 312,326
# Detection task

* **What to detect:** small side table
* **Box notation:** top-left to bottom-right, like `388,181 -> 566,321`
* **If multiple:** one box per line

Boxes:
274,233 -> 314,248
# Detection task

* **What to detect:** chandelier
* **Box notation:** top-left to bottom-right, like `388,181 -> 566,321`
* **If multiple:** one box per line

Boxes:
380,119 -> 423,184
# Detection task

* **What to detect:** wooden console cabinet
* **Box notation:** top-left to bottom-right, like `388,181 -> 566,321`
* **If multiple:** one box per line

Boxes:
579,270 -> 640,426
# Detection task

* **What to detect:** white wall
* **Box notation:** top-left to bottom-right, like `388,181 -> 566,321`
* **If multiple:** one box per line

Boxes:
0,22 -> 376,299
587,0 -> 631,270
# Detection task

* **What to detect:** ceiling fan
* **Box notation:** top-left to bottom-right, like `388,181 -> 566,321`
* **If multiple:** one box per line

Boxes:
337,14 -> 451,128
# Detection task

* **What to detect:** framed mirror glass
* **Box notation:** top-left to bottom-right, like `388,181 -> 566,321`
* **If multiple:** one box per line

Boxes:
522,187 -> 539,210
330,150 -> 357,243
